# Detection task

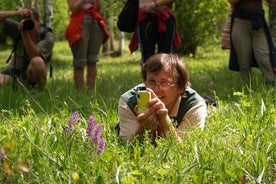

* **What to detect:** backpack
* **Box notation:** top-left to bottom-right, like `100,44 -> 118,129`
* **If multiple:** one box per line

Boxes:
40,26 -> 54,78
117,0 -> 139,33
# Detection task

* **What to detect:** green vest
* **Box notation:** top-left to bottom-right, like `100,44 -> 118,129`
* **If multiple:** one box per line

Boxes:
118,83 -> 204,129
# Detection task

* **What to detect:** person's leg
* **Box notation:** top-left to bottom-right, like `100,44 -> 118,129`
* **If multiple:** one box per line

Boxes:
157,15 -> 175,54
252,28 -> 275,84
0,73 -> 14,87
74,68 -> 84,90
87,62 -> 97,93
71,33 -> 88,91
138,17 -> 157,64
26,56 -> 47,90
87,19 -> 104,93
231,18 -> 253,85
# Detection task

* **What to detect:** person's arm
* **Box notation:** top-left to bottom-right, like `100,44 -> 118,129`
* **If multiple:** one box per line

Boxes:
19,24 -> 41,59
118,97 -> 145,141
153,0 -> 173,7
94,0 -> 101,11
37,31 -> 55,61
142,0 -> 173,13
176,100 -> 208,139
143,88 -> 178,139
67,0 -> 84,14
0,9 -> 30,29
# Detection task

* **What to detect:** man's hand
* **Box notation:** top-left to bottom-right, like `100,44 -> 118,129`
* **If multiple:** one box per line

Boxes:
18,9 -> 32,19
17,19 -> 26,33
135,88 -> 172,136
0,9 -> 31,28
135,105 -> 159,131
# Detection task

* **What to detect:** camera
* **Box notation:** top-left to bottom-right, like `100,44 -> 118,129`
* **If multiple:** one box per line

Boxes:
23,18 -> 34,30
137,91 -> 151,113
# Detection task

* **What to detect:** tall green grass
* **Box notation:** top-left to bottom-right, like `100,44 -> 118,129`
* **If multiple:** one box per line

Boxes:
0,41 -> 275,183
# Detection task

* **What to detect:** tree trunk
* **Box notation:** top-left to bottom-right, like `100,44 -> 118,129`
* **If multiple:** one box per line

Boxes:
44,0 -> 53,28
269,3 -> 276,45
118,31 -> 125,56
22,0 -> 34,8
19,0 -> 25,7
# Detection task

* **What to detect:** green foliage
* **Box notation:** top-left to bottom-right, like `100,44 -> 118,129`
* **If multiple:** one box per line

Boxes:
52,0 -> 70,40
0,0 -> 234,54
174,0 -> 229,55
0,1 -> 18,10
0,41 -> 275,183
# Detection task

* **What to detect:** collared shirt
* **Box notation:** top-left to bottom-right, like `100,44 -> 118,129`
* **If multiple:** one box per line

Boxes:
118,94 -> 208,141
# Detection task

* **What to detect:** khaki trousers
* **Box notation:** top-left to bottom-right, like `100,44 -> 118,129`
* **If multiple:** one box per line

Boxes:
231,18 -> 275,84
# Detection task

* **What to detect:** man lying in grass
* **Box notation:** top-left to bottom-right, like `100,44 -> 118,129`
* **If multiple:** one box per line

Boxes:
118,53 -> 208,142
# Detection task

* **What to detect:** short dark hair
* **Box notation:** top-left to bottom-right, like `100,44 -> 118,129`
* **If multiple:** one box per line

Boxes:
141,53 -> 190,90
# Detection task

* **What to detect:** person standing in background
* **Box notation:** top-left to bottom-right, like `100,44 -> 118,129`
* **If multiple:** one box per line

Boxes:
129,0 -> 181,65
65,0 -> 109,94
228,0 -> 276,87
268,1 -> 276,44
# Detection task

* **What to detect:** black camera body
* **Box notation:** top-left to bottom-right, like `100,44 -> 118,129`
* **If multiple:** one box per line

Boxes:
23,18 -> 34,30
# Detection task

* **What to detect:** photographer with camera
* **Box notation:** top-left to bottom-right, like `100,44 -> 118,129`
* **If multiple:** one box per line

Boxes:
0,8 -> 55,90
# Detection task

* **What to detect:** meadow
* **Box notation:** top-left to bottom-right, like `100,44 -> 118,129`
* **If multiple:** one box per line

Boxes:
0,40 -> 275,183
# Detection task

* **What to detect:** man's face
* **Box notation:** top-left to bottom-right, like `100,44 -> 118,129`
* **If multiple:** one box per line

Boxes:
145,68 -> 184,112
29,13 -> 40,33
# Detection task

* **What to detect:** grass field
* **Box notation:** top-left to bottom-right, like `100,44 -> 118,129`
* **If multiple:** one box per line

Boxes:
0,41 -> 275,183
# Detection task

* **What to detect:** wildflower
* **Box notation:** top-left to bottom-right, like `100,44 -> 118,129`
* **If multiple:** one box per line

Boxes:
96,137 -> 106,155
4,141 -> 16,154
86,114 -> 106,155
17,159 -> 30,172
3,161 -> 13,177
0,149 -> 4,161
72,171 -> 80,181
92,124 -> 103,144
65,111 -> 79,132
87,114 -> 96,138
3,161 -> 10,170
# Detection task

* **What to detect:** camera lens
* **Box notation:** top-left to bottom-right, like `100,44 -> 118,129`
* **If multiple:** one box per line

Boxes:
23,18 -> 34,30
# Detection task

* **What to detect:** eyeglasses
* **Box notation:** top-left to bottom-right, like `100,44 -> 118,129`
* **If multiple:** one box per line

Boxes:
145,81 -> 177,90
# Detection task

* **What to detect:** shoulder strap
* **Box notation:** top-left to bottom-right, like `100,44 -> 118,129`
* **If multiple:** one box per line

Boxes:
6,35 -> 21,64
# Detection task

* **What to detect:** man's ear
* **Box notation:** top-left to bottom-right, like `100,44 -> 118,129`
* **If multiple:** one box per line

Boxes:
177,86 -> 185,95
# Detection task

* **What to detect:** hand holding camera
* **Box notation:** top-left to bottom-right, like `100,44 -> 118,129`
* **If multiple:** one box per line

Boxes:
19,9 -> 34,31
136,88 -> 171,135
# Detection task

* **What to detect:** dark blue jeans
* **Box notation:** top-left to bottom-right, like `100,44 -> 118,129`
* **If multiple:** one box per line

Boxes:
138,15 -> 175,64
